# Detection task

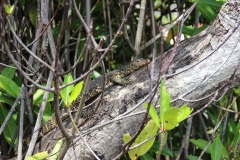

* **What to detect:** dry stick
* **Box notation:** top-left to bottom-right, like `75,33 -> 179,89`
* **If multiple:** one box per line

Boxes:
122,1 -> 136,54
160,11 -> 185,75
71,36 -> 98,135
25,1 -> 62,157
63,0 -> 72,71
139,0 -> 199,51
106,0 -> 114,65
4,43 -> 54,92
198,131 -> 221,160
17,86 -> 26,160
175,138 -> 186,160
183,117 -> 193,159
93,54 -> 107,116
149,1 -> 160,159
221,92 -> 234,143
134,0 -> 146,58
233,142 -> 240,159
53,1 -> 73,159
58,42 -> 84,76
73,25 -> 83,79
0,63 -> 16,69
212,104 -> 240,114
5,21 -> 54,92
0,97 -> 20,135
54,74 -> 72,160
24,73 -> 54,159
28,18 -> 43,67
66,109 -> 101,160
128,132 -> 160,150
198,113 -> 210,141
72,0 -> 97,48
25,89 -> 34,132
60,0 -> 134,90
26,3 -> 62,48
6,18 -> 54,72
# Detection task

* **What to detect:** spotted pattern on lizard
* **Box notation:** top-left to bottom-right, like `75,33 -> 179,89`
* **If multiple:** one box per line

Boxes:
41,58 -> 150,135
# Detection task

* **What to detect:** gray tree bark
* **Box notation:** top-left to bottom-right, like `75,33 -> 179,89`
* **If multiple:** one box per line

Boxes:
34,0 -> 240,159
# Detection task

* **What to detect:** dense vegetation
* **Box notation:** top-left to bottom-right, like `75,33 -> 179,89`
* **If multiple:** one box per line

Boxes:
1,0 -> 239,159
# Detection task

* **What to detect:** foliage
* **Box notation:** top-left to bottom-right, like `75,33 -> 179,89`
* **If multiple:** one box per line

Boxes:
1,0 -> 237,159
4,3 -> 14,15
123,120 -> 158,159
124,80 -> 193,159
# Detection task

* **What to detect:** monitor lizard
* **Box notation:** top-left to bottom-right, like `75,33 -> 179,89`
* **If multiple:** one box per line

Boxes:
18,58 -> 150,156
40,58 -> 150,135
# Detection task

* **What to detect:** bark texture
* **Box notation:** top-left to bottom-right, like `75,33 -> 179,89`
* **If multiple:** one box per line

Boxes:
35,0 -> 240,159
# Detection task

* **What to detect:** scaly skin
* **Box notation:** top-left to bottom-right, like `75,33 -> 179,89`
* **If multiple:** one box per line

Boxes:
41,58 -> 150,135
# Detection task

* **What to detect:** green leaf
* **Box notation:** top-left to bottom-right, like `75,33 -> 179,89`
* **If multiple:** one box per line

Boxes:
69,81 -> 84,105
173,25 -> 208,36
48,139 -> 63,160
161,145 -> 173,156
208,112 -> 218,125
211,135 -> 222,160
197,4 -> 217,21
177,104 -> 193,122
42,103 -> 53,123
190,139 -> 211,154
12,76 -> 22,86
0,75 -> 20,98
33,89 -> 44,105
123,133 -> 138,160
134,120 -> 158,156
33,89 -> 54,105
233,87 -> 240,96
190,0 -> 225,21
123,120 -> 158,160
26,151 -> 49,160
1,66 -> 15,79
189,0 -> 226,9
160,80 -> 171,129
162,108 -> 180,130
52,25 -> 61,41
19,0 -> 26,7
0,92 -> 14,105
147,140 -> 160,153
0,104 -> 18,146
188,155 -> 203,160
144,102 -> 160,128
92,70 -> 101,79
139,153 -> 154,160
232,123 -> 240,146
60,74 -> 74,107
70,18 -> 81,30
4,4 -> 14,15
29,4 -> 37,27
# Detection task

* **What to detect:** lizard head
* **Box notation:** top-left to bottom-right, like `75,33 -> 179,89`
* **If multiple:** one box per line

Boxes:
129,58 -> 150,70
